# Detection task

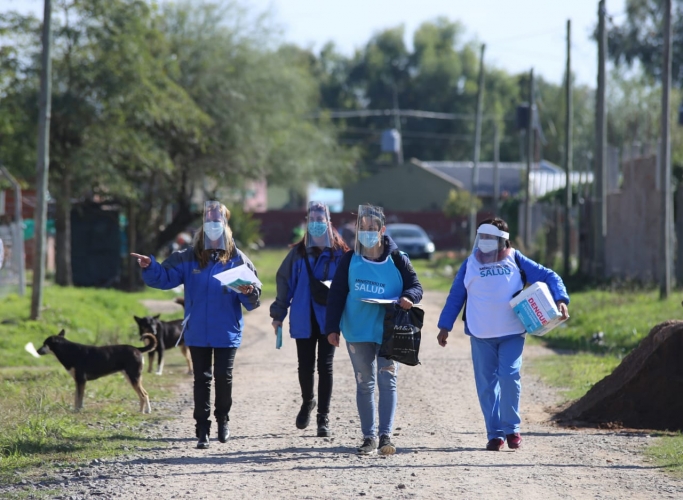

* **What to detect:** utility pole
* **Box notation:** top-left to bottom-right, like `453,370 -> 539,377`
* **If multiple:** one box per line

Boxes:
392,84 -> 404,164
493,123 -> 500,215
660,0 -> 673,298
564,19 -> 573,277
469,44 -> 485,247
524,69 -> 534,249
594,0 -> 608,278
31,0 -> 52,320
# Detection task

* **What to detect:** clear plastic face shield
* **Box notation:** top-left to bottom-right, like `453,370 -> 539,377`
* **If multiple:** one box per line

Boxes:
473,223 -> 509,264
354,204 -> 385,258
203,200 -> 228,251
305,201 -> 333,248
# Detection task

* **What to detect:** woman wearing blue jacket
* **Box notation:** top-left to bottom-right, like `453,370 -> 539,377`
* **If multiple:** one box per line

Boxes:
270,202 -> 349,437
325,205 -> 423,456
132,202 -> 260,449
437,217 -> 569,452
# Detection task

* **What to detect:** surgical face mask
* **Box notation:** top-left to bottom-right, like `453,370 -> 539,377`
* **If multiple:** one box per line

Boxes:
308,221 -> 328,238
358,231 -> 380,248
203,221 -> 224,241
478,239 -> 499,254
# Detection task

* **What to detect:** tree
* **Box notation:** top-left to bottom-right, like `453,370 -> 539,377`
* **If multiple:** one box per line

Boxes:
443,189 -> 481,218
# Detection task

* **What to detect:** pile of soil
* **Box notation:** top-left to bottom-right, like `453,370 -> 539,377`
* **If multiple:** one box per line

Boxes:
556,320 -> 683,431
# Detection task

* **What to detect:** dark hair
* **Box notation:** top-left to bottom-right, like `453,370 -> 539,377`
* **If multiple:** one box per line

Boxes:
356,205 -> 385,231
478,217 -> 511,248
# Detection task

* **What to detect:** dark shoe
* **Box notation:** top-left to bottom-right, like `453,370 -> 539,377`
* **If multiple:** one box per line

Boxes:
486,437 -> 504,451
295,399 -> 316,430
195,421 -> 211,449
217,417 -> 230,443
378,434 -> 396,456
506,433 -> 522,449
357,437 -> 378,456
316,414 -> 330,437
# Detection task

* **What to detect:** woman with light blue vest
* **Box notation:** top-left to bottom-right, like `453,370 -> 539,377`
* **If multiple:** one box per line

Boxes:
326,205 -> 423,456
132,201 -> 260,450
437,217 -> 569,451
270,202 -> 350,437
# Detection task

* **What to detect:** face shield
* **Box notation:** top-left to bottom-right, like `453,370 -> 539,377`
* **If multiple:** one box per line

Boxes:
473,223 -> 509,264
354,204 -> 385,258
203,200 -> 228,251
305,201 -> 333,248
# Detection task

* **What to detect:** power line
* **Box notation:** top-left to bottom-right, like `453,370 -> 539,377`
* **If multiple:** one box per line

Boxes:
314,109 -> 513,121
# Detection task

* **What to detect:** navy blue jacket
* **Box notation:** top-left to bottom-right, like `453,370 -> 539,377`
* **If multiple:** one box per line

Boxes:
324,235 -> 423,335
269,245 -> 346,339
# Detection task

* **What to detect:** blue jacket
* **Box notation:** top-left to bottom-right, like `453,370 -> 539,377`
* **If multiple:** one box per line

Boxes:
325,235 -> 423,335
142,246 -> 260,348
437,249 -> 569,335
270,245 -> 346,339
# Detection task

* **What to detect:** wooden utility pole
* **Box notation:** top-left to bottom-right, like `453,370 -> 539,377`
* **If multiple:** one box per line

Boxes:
493,123 -> 500,215
469,44 -> 486,247
594,0 -> 608,278
31,0 -> 53,320
564,19 -> 573,277
660,0 -> 673,298
524,69 -> 534,249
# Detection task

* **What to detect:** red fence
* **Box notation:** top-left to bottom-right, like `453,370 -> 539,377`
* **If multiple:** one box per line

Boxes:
251,210 -> 492,250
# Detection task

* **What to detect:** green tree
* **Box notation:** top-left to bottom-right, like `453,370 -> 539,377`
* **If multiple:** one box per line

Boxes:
443,188 -> 481,218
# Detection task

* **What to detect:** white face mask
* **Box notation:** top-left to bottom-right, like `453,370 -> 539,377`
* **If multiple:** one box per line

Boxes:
203,221 -> 224,241
478,239 -> 499,253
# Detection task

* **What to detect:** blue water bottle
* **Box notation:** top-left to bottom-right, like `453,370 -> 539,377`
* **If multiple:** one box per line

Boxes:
276,325 -> 283,349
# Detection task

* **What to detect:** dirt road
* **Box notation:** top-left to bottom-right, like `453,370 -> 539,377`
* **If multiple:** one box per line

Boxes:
20,292 -> 683,499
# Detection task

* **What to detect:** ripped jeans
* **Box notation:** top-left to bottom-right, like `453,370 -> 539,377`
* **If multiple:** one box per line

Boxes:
346,342 -> 398,439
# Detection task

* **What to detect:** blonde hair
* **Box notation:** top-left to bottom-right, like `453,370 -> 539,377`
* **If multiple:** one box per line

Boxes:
193,204 -> 234,267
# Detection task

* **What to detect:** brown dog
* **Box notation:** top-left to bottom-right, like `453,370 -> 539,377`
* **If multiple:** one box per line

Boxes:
36,330 -> 157,413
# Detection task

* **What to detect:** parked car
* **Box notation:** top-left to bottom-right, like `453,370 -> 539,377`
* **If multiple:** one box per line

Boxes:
384,223 -> 435,260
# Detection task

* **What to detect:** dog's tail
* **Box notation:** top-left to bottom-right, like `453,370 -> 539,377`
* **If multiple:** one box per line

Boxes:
138,333 -> 158,353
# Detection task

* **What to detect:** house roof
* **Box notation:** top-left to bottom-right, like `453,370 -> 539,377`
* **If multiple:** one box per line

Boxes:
414,159 -> 585,198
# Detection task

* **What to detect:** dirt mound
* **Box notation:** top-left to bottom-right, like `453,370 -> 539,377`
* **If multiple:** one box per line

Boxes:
556,320 -> 683,431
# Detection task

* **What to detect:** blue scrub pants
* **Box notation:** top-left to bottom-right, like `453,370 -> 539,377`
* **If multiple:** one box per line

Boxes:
470,333 -> 525,441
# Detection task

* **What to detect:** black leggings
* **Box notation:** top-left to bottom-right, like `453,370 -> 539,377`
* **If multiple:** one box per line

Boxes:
189,346 -> 237,422
295,319 -> 336,415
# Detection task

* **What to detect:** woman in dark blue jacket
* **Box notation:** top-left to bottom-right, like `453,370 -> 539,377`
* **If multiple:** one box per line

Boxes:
132,202 -> 260,449
325,205 -> 423,456
270,202 -> 349,437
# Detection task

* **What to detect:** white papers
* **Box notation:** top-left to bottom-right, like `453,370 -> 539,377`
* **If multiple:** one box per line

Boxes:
361,297 -> 399,304
213,265 -> 262,292
322,280 -> 332,288
360,298 -> 423,309
24,342 -> 40,358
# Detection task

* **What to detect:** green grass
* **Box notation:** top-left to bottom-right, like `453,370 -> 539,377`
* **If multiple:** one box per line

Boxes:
249,248 -> 289,299
526,353 -> 622,402
645,434 -> 683,476
0,284 -> 188,485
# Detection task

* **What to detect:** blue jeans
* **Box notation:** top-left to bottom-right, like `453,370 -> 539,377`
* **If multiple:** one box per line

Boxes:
346,342 -> 398,439
470,334 -> 525,441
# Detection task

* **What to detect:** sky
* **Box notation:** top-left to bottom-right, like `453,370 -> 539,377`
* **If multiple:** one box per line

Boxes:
1,0 -> 628,87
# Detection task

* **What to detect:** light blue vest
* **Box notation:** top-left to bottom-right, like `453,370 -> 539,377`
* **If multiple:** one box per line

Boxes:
341,253 -> 403,343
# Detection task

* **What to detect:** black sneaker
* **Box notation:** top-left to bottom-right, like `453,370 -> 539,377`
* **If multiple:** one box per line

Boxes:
217,417 -> 230,443
316,414 -> 330,437
295,399 -> 316,430
378,434 -> 396,455
356,437 -> 377,455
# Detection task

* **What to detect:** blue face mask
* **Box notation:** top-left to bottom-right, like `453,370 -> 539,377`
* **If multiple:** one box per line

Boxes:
358,231 -> 380,248
308,221 -> 328,238
203,221 -> 224,241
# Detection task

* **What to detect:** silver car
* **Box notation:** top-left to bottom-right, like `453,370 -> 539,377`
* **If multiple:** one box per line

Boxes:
384,223 -> 435,260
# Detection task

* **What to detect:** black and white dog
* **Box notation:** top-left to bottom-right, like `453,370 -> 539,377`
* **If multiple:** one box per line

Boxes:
134,314 -> 192,375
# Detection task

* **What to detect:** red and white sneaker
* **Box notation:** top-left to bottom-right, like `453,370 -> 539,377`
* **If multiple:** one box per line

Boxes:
486,437 -> 505,451
506,433 -> 522,449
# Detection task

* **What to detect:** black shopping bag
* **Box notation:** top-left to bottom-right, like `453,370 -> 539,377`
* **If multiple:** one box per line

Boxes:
379,304 -> 424,366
